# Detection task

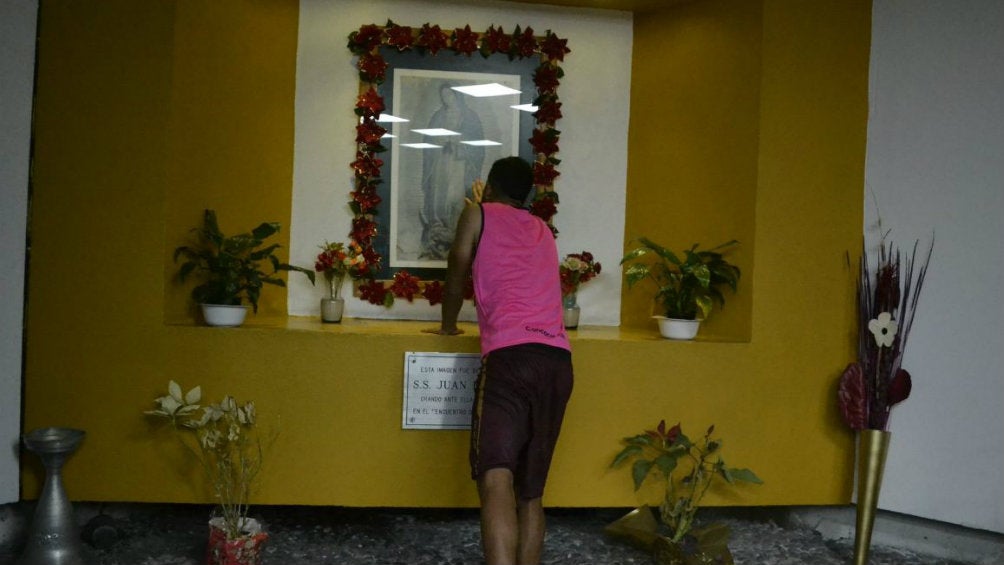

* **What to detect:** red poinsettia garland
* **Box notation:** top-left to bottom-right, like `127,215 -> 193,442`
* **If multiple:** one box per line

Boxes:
347,21 -> 570,306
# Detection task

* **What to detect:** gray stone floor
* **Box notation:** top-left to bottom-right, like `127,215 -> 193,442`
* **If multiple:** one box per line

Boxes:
0,503 -> 987,565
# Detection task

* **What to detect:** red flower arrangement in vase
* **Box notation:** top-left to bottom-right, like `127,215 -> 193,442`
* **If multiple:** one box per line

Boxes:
346,20 -> 570,307
837,234 -> 934,431
559,251 -> 601,329
559,251 -> 602,299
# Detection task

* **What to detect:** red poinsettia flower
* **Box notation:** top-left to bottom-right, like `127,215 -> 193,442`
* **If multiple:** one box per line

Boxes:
348,24 -> 383,55
422,281 -> 444,306
529,128 -> 560,156
390,270 -> 421,302
530,191 -> 558,223
350,216 -> 378,245
533,162 -> 560,187
350,186 -> 382,215
360,245 -> 382,275
355,121 -> 388,145
355,88 -> 385,118
539,31 -> 570,62
645,420 -> 682,446
350,151 -> 383,178
386,22 -> 414,51
417,23 -> 449,55
358,279 -> 391,306
512,25 -> 537,59
357,53 -> 388,83
452,25 -> 479,56
533,99 -> 563,126
480,25 -> 511,56
533,64 -> 562,93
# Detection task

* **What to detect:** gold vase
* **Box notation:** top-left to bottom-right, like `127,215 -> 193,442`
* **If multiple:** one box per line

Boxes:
853,429 -> 891,565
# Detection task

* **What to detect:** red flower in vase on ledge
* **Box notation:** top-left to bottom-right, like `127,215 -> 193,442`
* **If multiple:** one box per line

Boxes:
559,251 -> 602,298
837,232 -> 934,431
314,240 -> 373,284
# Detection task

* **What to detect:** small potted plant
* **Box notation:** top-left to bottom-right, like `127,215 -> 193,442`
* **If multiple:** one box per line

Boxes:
144,381 -> 269,565
607,420 -> 762,565
559,251 -> 602,329
174,209 -> 315,326
620,238 -> 740,340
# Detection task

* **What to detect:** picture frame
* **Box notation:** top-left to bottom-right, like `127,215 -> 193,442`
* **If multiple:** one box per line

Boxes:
348,22 -> 569,306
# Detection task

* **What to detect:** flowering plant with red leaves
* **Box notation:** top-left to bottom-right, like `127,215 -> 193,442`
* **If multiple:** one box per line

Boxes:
354,88 -> 385,119
348,21 -> 569,306
513,25 -> 538,59
357,53 -> 388,83
422,280 -> 445,306
837,230 -> 934,431
559,251 -> 602,297
530,127 -> 560,157
390,271 -> 422,302
385,21 -> 414,52
610,420 -> 761,546
416,23 -> 449,55
451,25 -> 479,56
479,25 -> 512,57
530,191 -> 559,226
533,97 -> 563,126
540,31 -> 570,61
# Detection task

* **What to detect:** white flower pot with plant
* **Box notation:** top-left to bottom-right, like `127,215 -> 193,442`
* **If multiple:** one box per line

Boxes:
174,209 -> 315,326
620,238 -> 740,340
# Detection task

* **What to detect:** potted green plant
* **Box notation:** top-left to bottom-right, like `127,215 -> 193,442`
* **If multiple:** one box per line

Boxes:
620,238 -> 740,339
144,381 -> 269,565
607,421 -> 762,565
174,209 -> 315,326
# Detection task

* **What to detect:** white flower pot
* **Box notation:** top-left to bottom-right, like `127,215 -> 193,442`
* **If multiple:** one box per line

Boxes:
201,304 -> 248,327
654,316 -> 701,340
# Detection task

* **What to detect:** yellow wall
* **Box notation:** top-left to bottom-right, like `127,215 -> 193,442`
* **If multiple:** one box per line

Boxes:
23,0 -> 869,508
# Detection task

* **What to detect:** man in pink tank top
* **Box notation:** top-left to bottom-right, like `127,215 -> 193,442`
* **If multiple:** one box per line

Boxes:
426,157 -> 573,565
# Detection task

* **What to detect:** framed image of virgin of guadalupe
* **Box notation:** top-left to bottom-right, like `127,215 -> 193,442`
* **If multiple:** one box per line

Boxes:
348,23 -> 570,306
390,69 -> 522,268
369,48 -> 539,281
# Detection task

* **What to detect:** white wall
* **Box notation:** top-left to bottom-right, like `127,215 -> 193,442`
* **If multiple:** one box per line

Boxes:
0,0 -> 38,503
289,0 -> 631,324
866,0 -> 1004,533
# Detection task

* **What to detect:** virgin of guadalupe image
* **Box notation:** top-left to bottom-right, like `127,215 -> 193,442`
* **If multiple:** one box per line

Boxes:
420,83 -> 485,260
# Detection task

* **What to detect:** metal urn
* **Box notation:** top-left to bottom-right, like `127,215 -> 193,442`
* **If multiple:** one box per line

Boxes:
17,427 -> 87,565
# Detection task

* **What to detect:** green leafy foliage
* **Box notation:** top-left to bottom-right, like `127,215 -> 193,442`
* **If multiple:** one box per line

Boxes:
611,421 -> 762,544
621,238 -> 741,320
174,210 -> 315,313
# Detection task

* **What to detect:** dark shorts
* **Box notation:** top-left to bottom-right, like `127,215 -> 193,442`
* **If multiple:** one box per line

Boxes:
469,343 -> 573,500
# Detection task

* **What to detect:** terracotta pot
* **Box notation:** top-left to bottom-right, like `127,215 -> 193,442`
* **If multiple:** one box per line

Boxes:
206,517 -> 268,565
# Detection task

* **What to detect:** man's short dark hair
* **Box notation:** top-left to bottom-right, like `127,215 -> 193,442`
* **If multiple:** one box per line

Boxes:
486,157 -> 533,203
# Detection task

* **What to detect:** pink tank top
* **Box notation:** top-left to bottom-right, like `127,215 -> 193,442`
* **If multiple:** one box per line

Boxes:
473,203 -> 570,354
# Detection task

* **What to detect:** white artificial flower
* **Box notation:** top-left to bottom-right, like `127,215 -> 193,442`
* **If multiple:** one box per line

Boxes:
238,402 -> 256,425
868,312 -> 898,348
200,429 -> 221,449
562,256 -> 586,272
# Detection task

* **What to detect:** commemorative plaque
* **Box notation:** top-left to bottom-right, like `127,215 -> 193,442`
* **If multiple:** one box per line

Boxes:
402,352 -> 481,430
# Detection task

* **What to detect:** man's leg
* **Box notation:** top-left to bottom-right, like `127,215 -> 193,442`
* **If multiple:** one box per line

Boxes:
516,496 -> 545,565
478,467 -> 518,565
